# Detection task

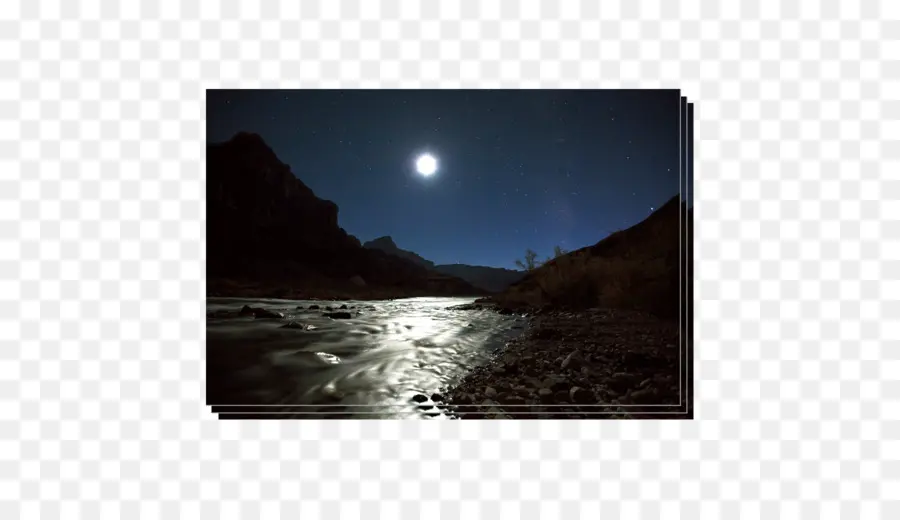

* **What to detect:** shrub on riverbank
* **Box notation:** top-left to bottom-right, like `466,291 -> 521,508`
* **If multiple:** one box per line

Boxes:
493,195 -> 692,320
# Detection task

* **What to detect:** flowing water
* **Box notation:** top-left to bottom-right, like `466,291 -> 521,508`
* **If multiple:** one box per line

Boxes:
207,296 -> 527,419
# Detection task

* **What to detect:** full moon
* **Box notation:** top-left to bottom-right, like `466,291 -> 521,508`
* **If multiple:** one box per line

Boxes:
415,154 -> 437,176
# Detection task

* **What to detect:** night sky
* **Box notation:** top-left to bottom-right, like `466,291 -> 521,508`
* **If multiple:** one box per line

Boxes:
207,89 -> 688,270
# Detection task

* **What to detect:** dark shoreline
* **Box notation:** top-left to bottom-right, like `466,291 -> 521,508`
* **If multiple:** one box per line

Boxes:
439,303 -> 692,420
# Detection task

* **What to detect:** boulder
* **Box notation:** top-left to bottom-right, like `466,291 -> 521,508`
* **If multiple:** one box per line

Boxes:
280,321 -> 306,329
253,308 -> 284,319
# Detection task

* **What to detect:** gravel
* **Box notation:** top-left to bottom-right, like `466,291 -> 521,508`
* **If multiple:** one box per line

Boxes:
441,306 -> 691,420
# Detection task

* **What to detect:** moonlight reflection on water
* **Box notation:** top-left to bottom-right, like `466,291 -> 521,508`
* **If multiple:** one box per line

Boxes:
207,296 -> 525,419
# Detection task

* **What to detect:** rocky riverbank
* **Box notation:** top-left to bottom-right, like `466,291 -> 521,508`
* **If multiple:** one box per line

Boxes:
439,306 -> 692,419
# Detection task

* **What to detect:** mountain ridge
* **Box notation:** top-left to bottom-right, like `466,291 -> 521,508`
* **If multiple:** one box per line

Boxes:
207,132 -> 486,299
362,236 -> 525,293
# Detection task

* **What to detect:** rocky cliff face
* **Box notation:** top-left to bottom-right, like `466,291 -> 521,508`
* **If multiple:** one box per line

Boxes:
363,236 -> 435,270
207,132 -> 484,298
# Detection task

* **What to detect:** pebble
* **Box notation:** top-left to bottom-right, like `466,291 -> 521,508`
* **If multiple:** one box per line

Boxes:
441,306 -> 683,419
561,350 -> 583,371
570,386 -> 595,404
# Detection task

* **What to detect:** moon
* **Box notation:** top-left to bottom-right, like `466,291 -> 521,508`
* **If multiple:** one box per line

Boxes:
415,154 -> 437,176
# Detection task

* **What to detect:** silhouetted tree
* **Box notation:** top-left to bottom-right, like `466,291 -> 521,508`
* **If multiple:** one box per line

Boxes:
514,249 -> 540,271
541,245 -> 569,265
516,246 -> 569,271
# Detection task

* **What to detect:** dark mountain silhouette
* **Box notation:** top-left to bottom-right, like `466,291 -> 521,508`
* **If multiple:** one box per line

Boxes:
432,264 -> 525,294
363,236 -> 525,293
207,132 -> 485,299
492,194 -> 693,320
362,236 -> 435,269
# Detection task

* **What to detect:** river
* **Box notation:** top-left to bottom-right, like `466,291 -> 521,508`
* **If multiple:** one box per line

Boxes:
207,296 -> 527,419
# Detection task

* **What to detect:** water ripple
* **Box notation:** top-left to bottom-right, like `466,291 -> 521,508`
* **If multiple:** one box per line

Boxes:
207,296 -> 524,418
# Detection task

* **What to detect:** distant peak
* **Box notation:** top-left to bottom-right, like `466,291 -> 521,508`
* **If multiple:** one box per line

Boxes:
366,236 -> 397,247
214,132 -> 276,155
229,131 -> 267,144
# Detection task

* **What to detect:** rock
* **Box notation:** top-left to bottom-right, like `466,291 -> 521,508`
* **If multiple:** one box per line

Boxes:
609,372 -> 639,393
542,377 -> 568,392
450,393 -> 471,405
498,308 -> 514,315
623,351 -> 655,367
253,308 -> 284,319
561,350 -> 583,371
485,387 -> 498,399
324,312 -> 352,319
485,407 -> 510,419
538,387 -> 553,403
629,388 -> 659,404
569,386 -> 595,404
533,327 -> 562,340
239,305 -> 255,316
280,321 -> 306,329
325,306 -> 334,311
430,392 -> 444,402
411,394 -> 429,403
308,304 -> 320,310
418,404 -> 434,411
339,304 -> 348,309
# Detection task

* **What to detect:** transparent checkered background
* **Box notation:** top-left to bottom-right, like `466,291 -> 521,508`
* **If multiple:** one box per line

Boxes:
1,0 -> 897,517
